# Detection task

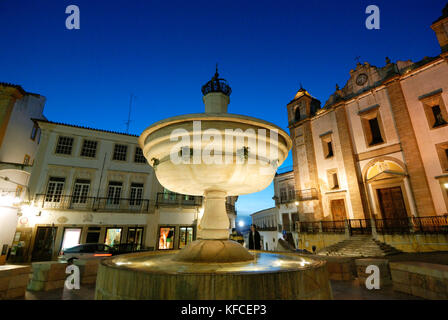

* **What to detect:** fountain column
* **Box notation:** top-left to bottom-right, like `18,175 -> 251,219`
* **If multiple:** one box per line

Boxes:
197,190 -> 229,239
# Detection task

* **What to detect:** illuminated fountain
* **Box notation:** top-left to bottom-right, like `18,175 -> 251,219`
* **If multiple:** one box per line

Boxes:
95,69 -> 332,300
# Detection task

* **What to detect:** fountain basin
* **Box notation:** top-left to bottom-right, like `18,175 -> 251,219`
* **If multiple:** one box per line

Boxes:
139,113 -> 292,196
95,250 -> 332,300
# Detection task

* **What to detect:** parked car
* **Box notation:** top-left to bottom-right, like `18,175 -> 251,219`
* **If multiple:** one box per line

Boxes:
58,243 -> 115,261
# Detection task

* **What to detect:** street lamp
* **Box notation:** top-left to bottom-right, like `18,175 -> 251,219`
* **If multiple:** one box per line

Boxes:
238,220 -> 245,228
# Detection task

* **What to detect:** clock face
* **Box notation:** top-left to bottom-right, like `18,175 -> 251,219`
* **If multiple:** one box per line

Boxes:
356,73 -> 368,86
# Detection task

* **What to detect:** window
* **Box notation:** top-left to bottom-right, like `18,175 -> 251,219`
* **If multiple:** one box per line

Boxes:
106,181 -> 122,205
134,147 -> 146,163
179,227 -> 194,249
23,154 -> 30,165
280,188 -> 287,202
72,179 -> 90,204
55,136 -> 74,155
327,169 -> 339,190
80,140 -> 98,158
368,118 -> 384,145
60,228 -> 82,252
295,107 -> 301,121
45,177 -> 65,202
30,123 -> 39,141
420,91 -> 448,130
436,142 -> 448,173
321,133 -> 334,158
129,183 -> 143,206
359,106 -> 385,147
104,228 -> 122,247
113,144 -> 127,161
431,105 -> 448,128
127,228 -> 143,250
158,227 -> 175,250
287,185 -> 295,201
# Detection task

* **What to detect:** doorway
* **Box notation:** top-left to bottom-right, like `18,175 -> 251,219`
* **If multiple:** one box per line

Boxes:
31,226 -> 57,261
330,199 -> 347,221
377,187 -> 408,219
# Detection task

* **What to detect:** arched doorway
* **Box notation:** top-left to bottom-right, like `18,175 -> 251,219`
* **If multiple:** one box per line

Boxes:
364,159 -> 413,226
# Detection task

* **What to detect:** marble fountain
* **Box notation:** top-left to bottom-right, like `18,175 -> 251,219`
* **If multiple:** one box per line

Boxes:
95,70 -> 332,300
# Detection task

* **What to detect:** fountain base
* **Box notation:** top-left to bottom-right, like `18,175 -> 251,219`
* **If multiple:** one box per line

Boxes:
95,250 -> 332,300
172,240 -> 254,263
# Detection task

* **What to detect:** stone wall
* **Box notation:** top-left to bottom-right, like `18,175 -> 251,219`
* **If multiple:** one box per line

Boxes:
298,232 -> 448,253
376,233 -> 448,252
390,261 -> 448,299
297,233 -> 347,252
0,265 -> 31,299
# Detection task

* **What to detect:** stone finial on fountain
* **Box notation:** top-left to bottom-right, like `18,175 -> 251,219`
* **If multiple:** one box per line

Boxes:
201,65 -> 232,113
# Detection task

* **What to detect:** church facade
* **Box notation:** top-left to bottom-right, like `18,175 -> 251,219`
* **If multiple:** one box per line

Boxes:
286,9 -> 448,224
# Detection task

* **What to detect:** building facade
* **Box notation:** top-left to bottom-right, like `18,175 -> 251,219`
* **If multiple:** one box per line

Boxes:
250,207 -> 278,251
7,119 -> 237,262
0,83 -> 46,264
286,9 -> 448,225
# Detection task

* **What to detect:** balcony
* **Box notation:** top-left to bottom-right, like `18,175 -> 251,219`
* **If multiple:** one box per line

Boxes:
156,193 -> 202,207
34,194 -> 154,213
296,188 -> 319,201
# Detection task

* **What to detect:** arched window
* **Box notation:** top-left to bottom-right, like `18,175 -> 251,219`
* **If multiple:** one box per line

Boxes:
295,107 -> 301,121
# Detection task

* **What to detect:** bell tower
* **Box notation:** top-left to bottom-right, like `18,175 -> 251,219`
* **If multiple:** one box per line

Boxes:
431,4 -> 448,53
287,86 -> 323,221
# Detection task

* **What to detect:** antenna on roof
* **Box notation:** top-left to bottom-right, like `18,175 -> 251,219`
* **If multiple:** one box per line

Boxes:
125,94 -> 134,133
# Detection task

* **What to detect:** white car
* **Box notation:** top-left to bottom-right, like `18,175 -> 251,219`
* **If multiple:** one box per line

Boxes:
59,243 -> 115,261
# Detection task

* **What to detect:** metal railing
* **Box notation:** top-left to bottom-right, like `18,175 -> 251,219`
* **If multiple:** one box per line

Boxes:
35,194 -> 153,213
375,218 -> 411,234
321,220 -> 345,233
156,193 -> 202,207
295,215 -> 448,235
412,215 -> 448,233
348,219 -> 371,235
298,221 -> 320,233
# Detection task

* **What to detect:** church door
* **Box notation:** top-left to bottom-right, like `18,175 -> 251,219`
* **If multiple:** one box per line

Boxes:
377,187 -> 408,220
330,199 -> 347,221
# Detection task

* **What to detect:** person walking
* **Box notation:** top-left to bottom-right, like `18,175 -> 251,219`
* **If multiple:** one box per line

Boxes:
248,224 -> 261,250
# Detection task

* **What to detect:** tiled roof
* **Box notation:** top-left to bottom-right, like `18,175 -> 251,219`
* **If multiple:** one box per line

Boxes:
33,118 -> 139,137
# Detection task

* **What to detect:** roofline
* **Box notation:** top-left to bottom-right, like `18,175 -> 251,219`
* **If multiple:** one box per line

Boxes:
33,118 -> 139,138
250,207 -> 277,216
0,82 -> 43,97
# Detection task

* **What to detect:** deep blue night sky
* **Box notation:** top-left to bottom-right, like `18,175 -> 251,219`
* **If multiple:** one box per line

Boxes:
1,0 -> 446,220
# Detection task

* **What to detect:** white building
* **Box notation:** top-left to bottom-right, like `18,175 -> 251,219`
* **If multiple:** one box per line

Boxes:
0,83 -> 46,265
250,207 -> 278,251
8,118 -> 237,262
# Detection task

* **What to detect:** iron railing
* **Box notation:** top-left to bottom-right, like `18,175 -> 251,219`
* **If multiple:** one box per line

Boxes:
295,215 -> 448,235
321,220 -> 345,233
156,193 -> 202,207
412,215 -> 448,233
348,219 -> 372,235
35,194 -> 153,213
375,218 -> 411,234
298,221 -> 320,233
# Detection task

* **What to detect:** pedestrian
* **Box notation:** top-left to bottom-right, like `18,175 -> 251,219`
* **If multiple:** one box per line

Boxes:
248,224 -> 261,250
